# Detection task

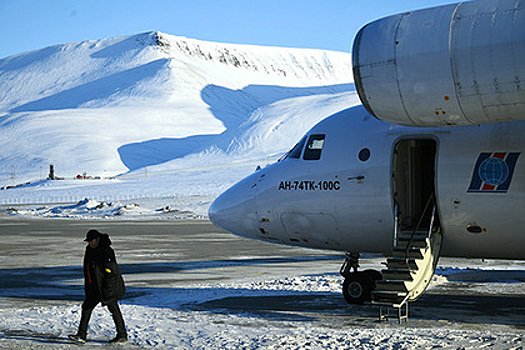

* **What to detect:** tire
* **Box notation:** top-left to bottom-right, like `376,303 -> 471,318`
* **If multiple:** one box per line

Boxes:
342,272 -> 375,304
363,269 -> 382,281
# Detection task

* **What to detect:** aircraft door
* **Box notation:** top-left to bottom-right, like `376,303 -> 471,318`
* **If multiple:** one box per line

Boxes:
393,139 -> 437,231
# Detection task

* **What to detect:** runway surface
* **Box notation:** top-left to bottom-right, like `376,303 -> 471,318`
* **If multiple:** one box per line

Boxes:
0,218 -> 343,289
0,219 -> 524,349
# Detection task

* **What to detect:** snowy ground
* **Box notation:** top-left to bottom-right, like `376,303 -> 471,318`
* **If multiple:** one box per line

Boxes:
0,219 -> 523,349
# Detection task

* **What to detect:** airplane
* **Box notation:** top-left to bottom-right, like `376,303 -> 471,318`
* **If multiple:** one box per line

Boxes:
208,0 -> 524,320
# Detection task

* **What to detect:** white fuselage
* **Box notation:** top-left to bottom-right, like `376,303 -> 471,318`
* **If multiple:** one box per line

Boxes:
209,106 -> 524,260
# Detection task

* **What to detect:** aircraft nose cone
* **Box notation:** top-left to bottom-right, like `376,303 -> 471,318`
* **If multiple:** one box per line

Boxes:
209,176 -> 258,238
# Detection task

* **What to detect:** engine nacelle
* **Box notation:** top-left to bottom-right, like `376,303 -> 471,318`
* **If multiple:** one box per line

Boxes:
352,0 -> 525,127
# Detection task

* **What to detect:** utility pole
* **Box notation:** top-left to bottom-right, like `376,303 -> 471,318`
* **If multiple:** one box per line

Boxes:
10,166 -> 15,186
49,165 -> 55,180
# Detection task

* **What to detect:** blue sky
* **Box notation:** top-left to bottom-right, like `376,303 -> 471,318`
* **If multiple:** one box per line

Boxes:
0,0 -> 461,59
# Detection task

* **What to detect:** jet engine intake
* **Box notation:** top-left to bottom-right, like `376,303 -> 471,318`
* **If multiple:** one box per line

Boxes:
352,0 -> 525,127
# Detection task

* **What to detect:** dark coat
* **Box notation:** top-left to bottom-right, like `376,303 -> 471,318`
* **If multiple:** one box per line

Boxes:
83,233 -> 125,305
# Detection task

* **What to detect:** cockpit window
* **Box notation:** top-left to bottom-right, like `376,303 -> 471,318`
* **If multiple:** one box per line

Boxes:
284,136 -> 307,160
303,134 -> 325,160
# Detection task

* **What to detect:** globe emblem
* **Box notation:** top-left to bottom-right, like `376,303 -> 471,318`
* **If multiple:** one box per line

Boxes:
479,157 -> 509,186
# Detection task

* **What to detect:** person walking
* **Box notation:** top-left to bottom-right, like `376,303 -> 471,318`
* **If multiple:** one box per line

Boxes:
69,229 -> 127,344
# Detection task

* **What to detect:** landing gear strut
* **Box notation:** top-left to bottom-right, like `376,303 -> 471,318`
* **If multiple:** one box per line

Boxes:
340,253 -> 381,305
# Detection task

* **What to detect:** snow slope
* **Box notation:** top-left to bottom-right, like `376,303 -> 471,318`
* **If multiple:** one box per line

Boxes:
0,31 -> 354,186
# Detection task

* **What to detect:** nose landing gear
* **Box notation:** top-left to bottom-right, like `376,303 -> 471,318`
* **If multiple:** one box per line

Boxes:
340,253 -> 382,304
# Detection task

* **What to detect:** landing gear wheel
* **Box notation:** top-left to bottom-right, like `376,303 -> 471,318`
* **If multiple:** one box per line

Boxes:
363,269 -> 382,282
342,272 -> 375,304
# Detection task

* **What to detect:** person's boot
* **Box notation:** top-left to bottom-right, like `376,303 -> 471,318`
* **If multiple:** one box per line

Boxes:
68,334 -> 86,344
109,335 -> 128,343
69,308 -> 91,343
108,303 -> 127,343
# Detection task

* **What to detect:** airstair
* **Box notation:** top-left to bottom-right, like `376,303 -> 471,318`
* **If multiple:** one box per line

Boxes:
371,195 -> 442,322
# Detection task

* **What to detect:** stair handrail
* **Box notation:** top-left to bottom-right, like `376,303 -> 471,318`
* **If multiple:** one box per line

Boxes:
404,193 -> 435,262
428,204 -> 437,240
394,202 -> 400,247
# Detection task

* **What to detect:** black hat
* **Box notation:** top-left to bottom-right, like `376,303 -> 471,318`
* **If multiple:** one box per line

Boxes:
84,229 -> 102,242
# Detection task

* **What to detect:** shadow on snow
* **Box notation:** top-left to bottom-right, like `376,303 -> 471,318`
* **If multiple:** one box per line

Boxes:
117,83 -> 355,171
0,255 -> 343,303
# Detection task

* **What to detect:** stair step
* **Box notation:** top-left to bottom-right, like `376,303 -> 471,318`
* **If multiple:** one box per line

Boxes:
397,232 -> 428,239
397,236 -> 427,243
386,257 -> 418,270
392,248 -> 424,260
382,266 -> 412,273
372,290 -> 406,298
372,289 -> 406,296
399,229 -> 429,236
381,270 -> 414,282
396,238 -> 428,249
371,290 -> 408,306
375,280 -> 409,292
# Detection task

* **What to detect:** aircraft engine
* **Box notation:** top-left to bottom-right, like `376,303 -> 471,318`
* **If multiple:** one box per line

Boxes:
352,0 -> 525,127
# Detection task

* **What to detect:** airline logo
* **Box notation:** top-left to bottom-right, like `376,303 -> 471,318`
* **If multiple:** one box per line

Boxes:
468,152 -> 520,193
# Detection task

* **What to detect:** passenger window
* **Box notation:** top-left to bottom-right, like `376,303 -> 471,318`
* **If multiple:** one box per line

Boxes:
303,134 -> 325,160
285,136 -> 307,160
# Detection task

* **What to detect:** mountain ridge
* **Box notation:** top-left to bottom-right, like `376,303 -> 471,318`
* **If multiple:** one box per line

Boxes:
0,31 -> 356,185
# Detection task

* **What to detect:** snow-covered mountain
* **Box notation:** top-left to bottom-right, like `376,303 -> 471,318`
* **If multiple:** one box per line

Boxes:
0,31 -> 362,215
0,31 -> 356,184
